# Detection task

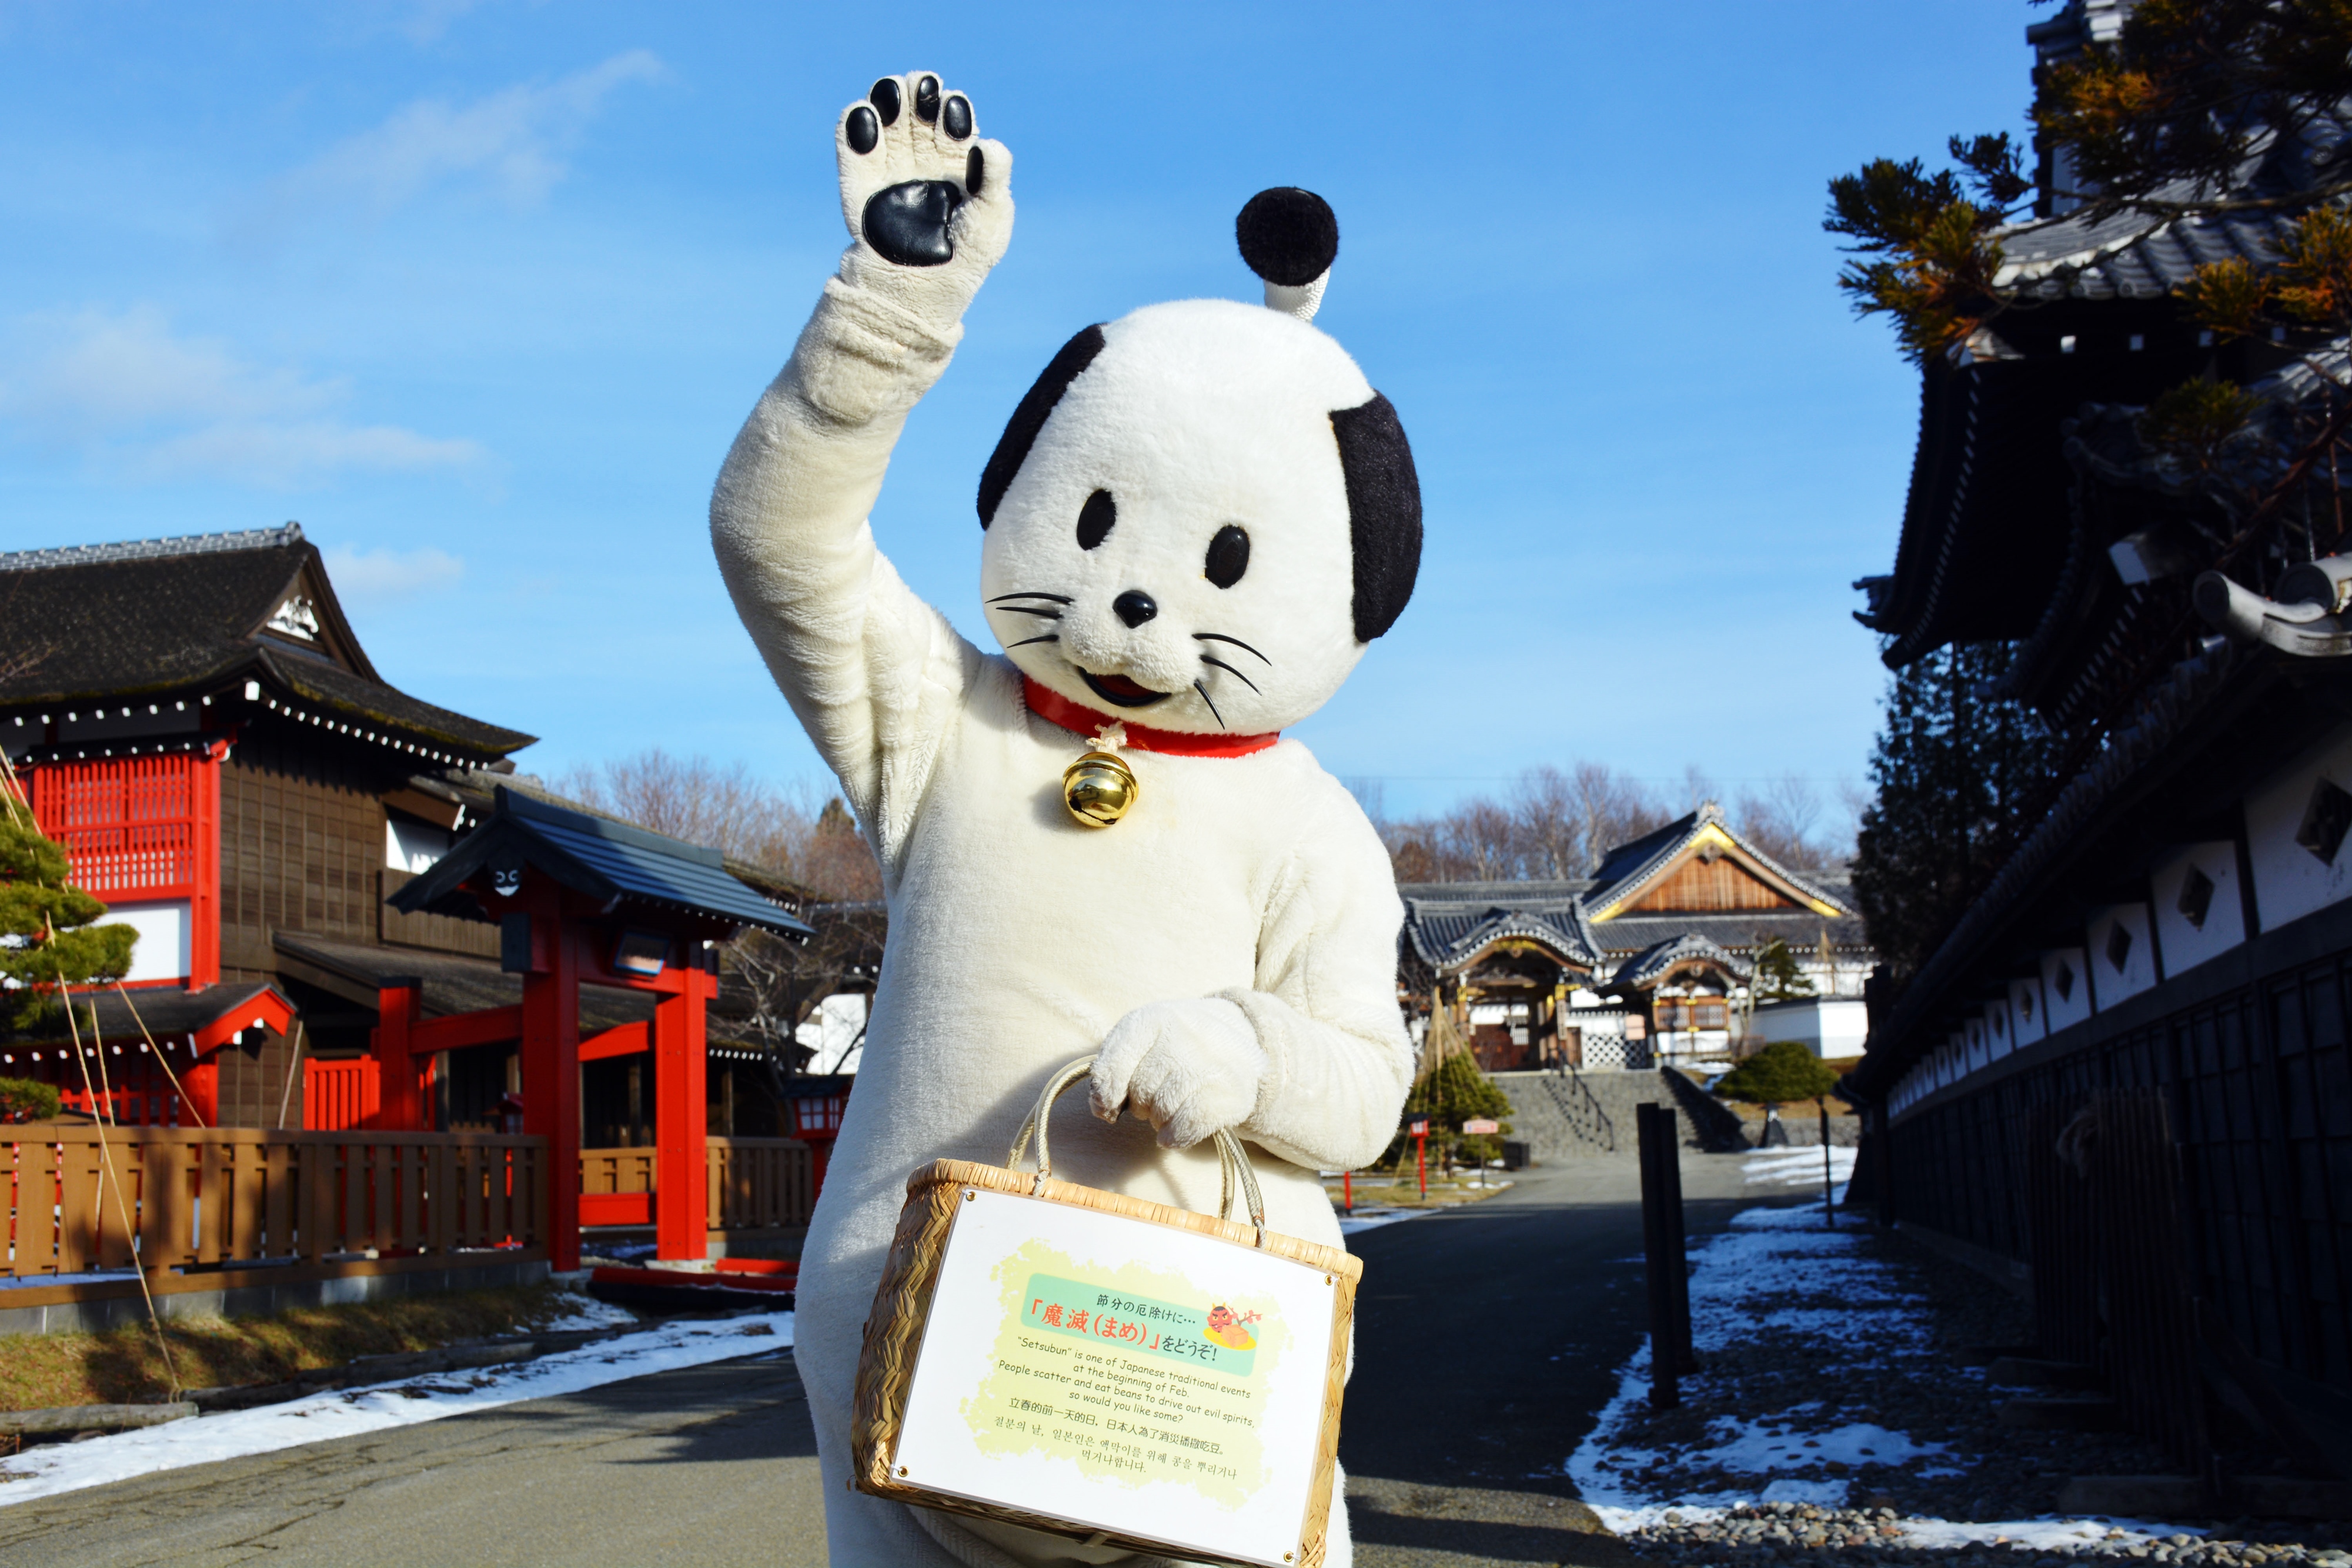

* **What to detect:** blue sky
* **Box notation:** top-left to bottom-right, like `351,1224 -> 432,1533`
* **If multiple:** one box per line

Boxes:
0,2 -> 2034,820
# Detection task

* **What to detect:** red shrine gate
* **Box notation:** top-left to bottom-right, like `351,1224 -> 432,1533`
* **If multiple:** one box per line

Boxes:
383,787 -> 809,1269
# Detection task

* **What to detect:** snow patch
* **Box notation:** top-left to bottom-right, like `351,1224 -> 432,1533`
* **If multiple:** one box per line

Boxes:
1562,1199 -> 2210,1546
1742,1146 -> 1857,1187
0,1311 -> 793,1507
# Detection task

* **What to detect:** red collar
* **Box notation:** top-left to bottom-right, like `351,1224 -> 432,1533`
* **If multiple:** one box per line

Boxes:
1022,677 -> 1280,758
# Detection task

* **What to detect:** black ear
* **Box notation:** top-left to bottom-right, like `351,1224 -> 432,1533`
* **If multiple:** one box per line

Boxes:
1236,188 -> 1339,287
978,325 -> 1107,528
1330,393 -> 1420,641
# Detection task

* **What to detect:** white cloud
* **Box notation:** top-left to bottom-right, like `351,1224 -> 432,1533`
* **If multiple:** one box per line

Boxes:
324,543 -> 466,603
0,305 -> 483,489
265,51 -> 665,221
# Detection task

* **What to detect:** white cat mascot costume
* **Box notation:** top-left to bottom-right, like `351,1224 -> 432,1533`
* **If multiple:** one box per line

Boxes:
711,71 -> 1421,1568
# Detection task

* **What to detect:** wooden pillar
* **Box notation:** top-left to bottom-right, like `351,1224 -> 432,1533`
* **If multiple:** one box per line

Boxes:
375,981 -> 421,1131
191,743 -> 223,987
182,1042 -> 219,1128
652,955 -> 710,1262
520,907 -> 582,1271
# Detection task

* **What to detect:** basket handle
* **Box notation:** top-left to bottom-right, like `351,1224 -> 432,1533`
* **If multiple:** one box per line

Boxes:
1005,1055 -> 1267,1235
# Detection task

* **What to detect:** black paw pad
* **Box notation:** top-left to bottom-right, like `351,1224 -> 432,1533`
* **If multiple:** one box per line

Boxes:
967,146 -> 985,196
863,180 -> 964,266
914,75 -> 941,123
869,78 -> 901,125
846,105 -> 880,155
941,93 -> 973,140
1236,188 -> 1339,287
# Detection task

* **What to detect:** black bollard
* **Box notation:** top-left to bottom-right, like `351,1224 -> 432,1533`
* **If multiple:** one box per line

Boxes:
1637,1102 -> 1696,1408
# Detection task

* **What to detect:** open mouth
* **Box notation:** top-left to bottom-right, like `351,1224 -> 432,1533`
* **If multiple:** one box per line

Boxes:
1080,670 -> 1172,709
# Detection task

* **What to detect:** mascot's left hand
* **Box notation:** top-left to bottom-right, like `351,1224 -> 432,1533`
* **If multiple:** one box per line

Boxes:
1090,999 -> 1268,1150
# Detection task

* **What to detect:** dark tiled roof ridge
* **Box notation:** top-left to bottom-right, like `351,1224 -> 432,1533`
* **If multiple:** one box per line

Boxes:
0,523 -> 304,572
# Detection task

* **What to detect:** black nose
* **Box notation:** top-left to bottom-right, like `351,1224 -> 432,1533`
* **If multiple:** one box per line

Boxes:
1112,590 -> 1157,628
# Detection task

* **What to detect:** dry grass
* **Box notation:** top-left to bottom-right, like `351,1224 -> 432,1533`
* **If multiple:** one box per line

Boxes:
0,1283 -> 591,1412
1327,1172 -> 1516,1212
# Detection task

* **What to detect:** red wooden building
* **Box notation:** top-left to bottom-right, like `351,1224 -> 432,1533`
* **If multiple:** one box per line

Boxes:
2,524 -> 815,1266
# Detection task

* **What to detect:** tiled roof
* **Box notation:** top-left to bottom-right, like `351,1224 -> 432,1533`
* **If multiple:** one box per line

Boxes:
1400,897 -> 1604,973
387,787 -> 813,940
1613,933 -> 1752,992
1594,912 -> 1869,957
1583,803 -> 1851,918
275,932 -> 657,1032
2,981 -> 286,1046
0,524 -> 532,757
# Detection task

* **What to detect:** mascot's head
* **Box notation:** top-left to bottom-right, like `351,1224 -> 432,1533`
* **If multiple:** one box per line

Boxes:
977,188 -> 1421,737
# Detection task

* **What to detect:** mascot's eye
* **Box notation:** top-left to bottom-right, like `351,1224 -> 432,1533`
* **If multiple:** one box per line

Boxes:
1204,525 -> 1250,589
1075,490 -> 1116,550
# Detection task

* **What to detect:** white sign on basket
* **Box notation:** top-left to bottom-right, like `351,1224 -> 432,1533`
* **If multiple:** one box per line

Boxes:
891,1186 -> 1340,1567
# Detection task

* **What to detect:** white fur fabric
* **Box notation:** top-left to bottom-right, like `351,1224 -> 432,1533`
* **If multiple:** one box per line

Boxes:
710,83 -> 1406,1566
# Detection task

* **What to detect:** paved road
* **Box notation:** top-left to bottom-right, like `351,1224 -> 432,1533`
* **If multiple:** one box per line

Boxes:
1341,1157 -> 1759,1568
0,1351 -> 825,1568
0,1156 -> 1765,1567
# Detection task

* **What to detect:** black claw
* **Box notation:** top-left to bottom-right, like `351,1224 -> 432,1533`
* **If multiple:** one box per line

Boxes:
846,105 -> 879,155
914,75 -> 941,122
869,78 -> 901,125
967,146 -> 985,196
941,93 -> 973,140
861,180 -> 964,266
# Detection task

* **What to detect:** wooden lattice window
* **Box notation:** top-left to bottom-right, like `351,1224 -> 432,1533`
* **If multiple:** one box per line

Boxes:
25,755 -> 199,900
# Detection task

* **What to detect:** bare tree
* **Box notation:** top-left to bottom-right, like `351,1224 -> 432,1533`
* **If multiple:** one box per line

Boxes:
1572,762 -> 1671,872
556,747 -> 880,898
559,747 -> 886,1089
1512,765 -> 1581,880
1735,775 -> 1828,870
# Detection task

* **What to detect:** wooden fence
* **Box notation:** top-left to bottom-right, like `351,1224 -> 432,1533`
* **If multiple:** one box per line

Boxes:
3,1123 -> 548,1285
577,1137 -> 812,1232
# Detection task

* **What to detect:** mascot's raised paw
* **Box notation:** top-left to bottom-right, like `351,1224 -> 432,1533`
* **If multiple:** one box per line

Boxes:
834,71 -> 1013,311
1091,998 -> 1269,1151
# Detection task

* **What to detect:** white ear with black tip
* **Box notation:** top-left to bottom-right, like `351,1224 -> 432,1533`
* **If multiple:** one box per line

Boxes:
1236,188 -> 1339,323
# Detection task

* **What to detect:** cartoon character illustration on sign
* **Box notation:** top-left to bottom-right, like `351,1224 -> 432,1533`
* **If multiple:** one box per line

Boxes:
1204,1303 -> 1258,1352
711,71 -> 1419,1567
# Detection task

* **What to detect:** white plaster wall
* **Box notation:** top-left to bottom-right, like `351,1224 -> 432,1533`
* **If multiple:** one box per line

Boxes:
2040,948 -> 2093,1031
1750,998 -> 1869,1057
2247,724 -> 2352,932
2009,975 -> 2048,1047
2151,841 -> 2248,977
104,899 -> 189,984
2087,903 -> 2160,1005
796,991 -> 868,1076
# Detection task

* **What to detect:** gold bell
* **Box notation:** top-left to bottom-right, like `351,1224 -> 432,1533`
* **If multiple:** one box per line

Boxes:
1062,749 -> 1137,827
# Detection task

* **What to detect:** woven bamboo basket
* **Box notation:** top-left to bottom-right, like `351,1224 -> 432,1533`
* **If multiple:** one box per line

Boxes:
851,1058 -> 1362,1568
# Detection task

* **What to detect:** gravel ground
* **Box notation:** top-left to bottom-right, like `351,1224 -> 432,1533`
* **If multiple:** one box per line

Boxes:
1630,1503 -> 2352,1565
1586,1211 -> 2348,1564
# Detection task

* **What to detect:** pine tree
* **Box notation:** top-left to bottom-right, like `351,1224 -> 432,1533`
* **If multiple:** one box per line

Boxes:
1716,1041 -> 1842,1109
1389,1052 -> 1515,1171
1848,642 -> 2061,994
0,771 -> 136,1040
1751,940 -> 1816,1004
1827,2 -> 2352,364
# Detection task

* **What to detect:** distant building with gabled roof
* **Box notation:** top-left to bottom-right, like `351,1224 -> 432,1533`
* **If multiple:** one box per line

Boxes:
1397,804 -> 1872,1072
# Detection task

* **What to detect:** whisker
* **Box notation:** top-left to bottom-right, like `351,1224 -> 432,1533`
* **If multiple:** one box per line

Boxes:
997,606 -> 1064,620
1193,680 -> 1226,729
990,591 -> 1073,605
1199,655 -> 1261,695
1192,632 -> 1272,666
1007,633 -> 1060,649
